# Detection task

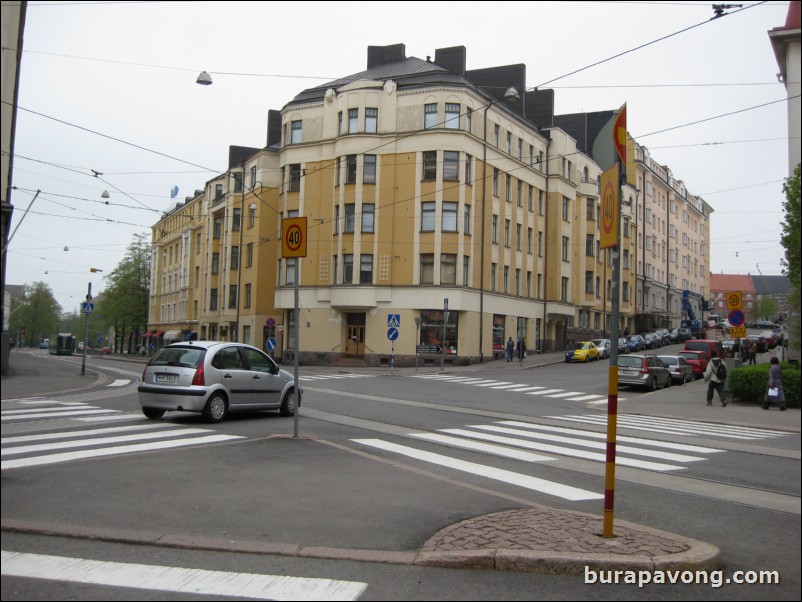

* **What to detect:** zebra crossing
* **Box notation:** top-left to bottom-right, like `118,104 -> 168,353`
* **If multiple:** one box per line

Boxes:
352,416 -> 790,502
300,373 -> 376,381
408,373 -> 623,402
1,399 -> 243,470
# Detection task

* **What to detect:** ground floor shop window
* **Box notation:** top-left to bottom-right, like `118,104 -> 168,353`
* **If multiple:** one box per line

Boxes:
420,309 -> 459,354
493,314 -> 505,352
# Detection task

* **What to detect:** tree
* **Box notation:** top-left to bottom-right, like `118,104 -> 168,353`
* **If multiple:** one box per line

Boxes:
753,296 -> 779,322
780,164 -> 801,351
8,282 -> 61,347
100,234 -> 151,353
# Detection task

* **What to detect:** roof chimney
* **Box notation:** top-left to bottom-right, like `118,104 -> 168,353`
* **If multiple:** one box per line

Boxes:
367,44 -> 406,69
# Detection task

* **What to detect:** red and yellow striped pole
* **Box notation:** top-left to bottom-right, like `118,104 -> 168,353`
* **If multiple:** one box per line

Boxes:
603,365 -> 618,538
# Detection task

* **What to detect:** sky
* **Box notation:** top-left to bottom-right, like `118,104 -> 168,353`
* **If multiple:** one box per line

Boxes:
5,0 -> 798,312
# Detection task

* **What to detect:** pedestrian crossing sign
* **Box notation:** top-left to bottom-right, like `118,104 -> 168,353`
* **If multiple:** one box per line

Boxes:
387,314 -> 400,328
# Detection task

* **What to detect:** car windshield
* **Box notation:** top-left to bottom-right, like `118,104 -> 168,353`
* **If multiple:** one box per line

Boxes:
659,356 -> 678,365
150,347 -> 205,368
618,356 -> 644,368
678,352 -> 699,360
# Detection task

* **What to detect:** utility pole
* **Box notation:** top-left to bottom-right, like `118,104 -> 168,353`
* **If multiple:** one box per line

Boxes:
81,282 -> 92,375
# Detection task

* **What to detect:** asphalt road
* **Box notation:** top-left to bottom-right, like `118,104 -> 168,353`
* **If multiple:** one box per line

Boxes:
2,349 -> 800,600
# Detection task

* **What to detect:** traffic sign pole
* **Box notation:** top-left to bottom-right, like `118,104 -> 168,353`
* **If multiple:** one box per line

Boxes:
81,282 -> 91,376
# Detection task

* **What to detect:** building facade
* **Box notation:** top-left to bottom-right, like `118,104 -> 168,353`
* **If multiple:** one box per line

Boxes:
147,44 -> 711,365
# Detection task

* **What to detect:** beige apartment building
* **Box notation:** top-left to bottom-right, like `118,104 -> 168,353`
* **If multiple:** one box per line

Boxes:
147,44 -> 709,365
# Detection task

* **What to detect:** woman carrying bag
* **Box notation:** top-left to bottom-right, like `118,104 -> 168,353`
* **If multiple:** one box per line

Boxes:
762,356 -> 786,411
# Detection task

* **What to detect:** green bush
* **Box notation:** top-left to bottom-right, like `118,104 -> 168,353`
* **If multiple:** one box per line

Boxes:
729,363 -> 800,407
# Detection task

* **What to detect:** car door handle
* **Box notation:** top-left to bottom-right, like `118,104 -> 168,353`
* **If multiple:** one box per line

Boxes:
252,375 -> 261,380
223,374 -> 233,379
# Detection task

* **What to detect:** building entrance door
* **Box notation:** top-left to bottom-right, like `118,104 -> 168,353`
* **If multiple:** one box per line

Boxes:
345,314 -> 366,356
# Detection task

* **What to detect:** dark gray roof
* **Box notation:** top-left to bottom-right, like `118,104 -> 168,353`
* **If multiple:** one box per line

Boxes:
288,57 -> 458,105
752,274 -> 790,295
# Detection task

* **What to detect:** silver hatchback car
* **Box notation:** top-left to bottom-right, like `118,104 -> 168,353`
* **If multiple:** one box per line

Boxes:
138,341 -> 298,423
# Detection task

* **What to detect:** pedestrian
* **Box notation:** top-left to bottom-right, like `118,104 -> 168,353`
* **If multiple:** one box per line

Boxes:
740,339 -> 750,363
748,340 -> 757,365
703,350 -> 728,407
762,356 -> 786,411
506,337 -> 514,362
516,337 -> 526,363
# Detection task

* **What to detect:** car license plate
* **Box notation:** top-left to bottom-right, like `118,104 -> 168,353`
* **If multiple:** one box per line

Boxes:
155,374 -> 177,384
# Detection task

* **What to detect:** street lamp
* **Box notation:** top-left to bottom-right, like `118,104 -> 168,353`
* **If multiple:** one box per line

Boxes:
196,71 -> 213,85
479,86 -> 520,362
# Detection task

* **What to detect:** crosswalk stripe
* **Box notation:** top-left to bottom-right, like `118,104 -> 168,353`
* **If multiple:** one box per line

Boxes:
353,438 -> 603,501
2,405 -> 102,415
609,414 -> 789,437
1,409 -> 119,421
0,551 -> 368,600
527,388 -> 563,396
409,433 -> 555,463
1,434 -> 244,470
468,424 -> 705,463
75,414 -> 151,422
1,423 -> 176,444
546,391 -> 584,398
437,428 -> 683,472
565,394 -> 605,402
2,428 -> 215,456
497,421 -> 724,454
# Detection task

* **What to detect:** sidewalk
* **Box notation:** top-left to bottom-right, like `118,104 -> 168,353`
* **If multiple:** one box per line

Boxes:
2,347 -> 796,574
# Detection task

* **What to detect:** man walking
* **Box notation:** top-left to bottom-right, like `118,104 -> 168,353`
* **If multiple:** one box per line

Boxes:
704,351 -> 728,407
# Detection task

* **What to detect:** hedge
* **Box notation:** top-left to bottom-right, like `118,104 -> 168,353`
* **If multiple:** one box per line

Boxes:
729,363 -> 800,408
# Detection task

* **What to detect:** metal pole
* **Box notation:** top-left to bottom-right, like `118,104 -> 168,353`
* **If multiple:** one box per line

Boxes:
81,282 -> 91,376
293,264 -> 300,437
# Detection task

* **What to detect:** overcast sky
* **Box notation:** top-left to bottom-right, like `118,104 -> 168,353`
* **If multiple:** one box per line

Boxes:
6,0 -> 797,312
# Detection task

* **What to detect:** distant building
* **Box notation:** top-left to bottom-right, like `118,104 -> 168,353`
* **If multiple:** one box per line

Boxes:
768,0 -> 802,174
709,273 -> 790,322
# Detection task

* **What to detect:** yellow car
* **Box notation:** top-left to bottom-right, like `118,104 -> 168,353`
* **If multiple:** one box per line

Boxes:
565,341 -> 600,363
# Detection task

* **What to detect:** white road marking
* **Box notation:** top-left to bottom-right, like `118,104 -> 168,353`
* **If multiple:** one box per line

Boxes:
409,433 -> 555,463
354,438 -> 603,501
107,379 -> 129,387
1,409 -> 119,421
0,550 -> 368,600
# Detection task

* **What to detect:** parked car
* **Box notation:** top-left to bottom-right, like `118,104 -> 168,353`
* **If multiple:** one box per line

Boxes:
669,328 -> 691,344
654,328 -> 671,346
591,339 -> 611,359
755,320 -> 778,330
138,341 -> 299,423
565,341 -> 600,363
677,350 -> 710,379
617,338 -> 629,354
617,354 -> 672,390
643,333 -> 662,349
100,346 -> 112,355
760,331 -> 777,349
657,355 -> 694,385
626,335 -> 646,353
683,339 -> 728,359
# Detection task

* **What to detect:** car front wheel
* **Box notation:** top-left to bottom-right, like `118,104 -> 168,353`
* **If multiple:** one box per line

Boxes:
202,393 -> 228,423
280,388 -> 296,416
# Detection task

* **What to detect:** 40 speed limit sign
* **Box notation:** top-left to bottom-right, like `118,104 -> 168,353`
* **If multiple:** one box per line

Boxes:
282,217 -> 307,258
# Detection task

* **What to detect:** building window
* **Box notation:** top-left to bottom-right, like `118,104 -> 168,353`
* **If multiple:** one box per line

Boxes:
505,174 -> 511,202
228,285 -> 238,309
248,205 -> 256,228
562,236 -> 570,261
465,154 -> 472,184
231,246 -> 239,270
516,224 -> 522,251
420,309 -> 459,355
518,139 -> 523,161
527,228 -> 533,254
623,217 -> 630,238
215,184 -> 223,201
232,208 -> 241,231
290,120 -> 302,144
585,271 -> 594,294
213,217 -> 221,239
344,204 -> 356,233
539,190 -> 544,216
441,254 -> 457,284
423,151 -> 437,180
362,203 -> 375,233
506,131 -> 512,155
493,168 -> 499,196
442,202 -> 458,232
365,108 -> 378,133
247,243 -> 254,267
517,181 -> 523,207
233,172 -> 243,193
364,154 -> 377,184
420,254 -> 434,284
561,277 -> 569,302
463,256 -> 470,286
333,205 -> 340,235
210,288 -> 218,311
503,266 -> 509,293
444,103 -> 460,129
337,111 -> 343,136
288,164 -> 301,192
348,108 -> 358,133
563,197 -> 570,221
491,263 -> 497,291
464,205 -> 471,235
286,258 -> 296,285
360,254 -> 373,284
623,281 -> 630,301
212,252 -> 219,275
538,231 -> 543,257
424,103 -> 437,129
443,151 -> 459,181
494,124 -> 500,147
346,155 -> 357,183
492,215 -> 498,244
586,234 -> 594,257
466,108 -> 472,133
422,201 -> 436,231
587,198 -> 595,220
195,266 -> 199,287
